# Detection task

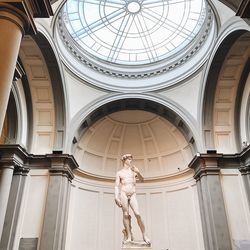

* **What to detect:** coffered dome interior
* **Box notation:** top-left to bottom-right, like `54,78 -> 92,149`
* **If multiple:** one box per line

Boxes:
74,110 -> 193,179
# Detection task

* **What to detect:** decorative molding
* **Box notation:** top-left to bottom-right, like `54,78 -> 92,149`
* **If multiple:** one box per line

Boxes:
188,153 -> 222,180
188,145 -> 250,175
74,167 -> 193,183
0,144 -> 79,181
0,144 -> 29,168
189,151 -> 245,177
47,153 -> 78,181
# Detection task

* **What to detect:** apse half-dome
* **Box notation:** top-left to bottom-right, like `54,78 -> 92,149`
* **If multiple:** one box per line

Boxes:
73,110 -> 194,180
55,0 -> 216,91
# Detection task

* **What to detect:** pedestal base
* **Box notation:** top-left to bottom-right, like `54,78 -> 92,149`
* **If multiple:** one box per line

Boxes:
122,248 -> 152,250
122,241 -> 152,250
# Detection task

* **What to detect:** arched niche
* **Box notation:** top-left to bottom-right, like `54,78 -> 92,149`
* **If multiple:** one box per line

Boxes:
72,98 -> 197,181
67,98 -> 204,250
19,32 -> 66,153
203,30 -> 250,153
32,32 -> 66,151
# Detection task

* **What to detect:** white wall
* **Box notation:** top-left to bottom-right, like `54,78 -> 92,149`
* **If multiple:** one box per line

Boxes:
221,169 -> 250,249
65,173 -> 205,250
14,170 -> 49,249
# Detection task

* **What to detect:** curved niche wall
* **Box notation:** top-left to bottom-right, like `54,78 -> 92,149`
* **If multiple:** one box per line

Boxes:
69,110 -> 204,250
74,110 -> 193,180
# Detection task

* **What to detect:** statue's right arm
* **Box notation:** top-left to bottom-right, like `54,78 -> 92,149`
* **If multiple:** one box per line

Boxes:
115,172 -> 122,207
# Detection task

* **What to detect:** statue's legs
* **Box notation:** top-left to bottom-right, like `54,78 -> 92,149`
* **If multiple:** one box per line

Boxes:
120,192 -> 132,242
122,214 -> 133,241
130,194 -> 151,244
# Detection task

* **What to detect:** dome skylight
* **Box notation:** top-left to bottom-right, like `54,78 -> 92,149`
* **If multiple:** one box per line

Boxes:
62,0 -> 207,66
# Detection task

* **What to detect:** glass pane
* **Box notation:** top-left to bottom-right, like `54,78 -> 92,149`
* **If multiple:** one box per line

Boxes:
62,0 -> 207,66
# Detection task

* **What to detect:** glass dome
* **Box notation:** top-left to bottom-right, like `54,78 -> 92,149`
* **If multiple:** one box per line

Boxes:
62,0 -> 207,66
56,0 -> 215,90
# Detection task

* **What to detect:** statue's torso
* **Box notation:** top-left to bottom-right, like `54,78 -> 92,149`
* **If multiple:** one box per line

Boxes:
119,168 -> 136,195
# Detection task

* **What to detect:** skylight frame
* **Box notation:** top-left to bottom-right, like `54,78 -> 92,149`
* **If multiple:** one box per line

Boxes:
62,0 -> 207,66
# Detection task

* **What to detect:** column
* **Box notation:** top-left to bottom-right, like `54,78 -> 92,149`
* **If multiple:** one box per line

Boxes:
39,154 -> 78,250
0,165 -> 14,238
0,4 -> 27,134
0,165 -> 29,250
0,1 -> 53,135
189,153 -> 232,250
0,145 -> 29,249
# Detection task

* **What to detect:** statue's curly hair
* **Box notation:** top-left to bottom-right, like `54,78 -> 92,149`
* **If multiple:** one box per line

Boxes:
121,153 -> 133,163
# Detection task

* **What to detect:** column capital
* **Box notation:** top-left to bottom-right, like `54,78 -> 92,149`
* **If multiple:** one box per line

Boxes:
188,153 -> 223,180
0,0 -> 53,34
46,154 -> 79,181
0,144 -> 28,169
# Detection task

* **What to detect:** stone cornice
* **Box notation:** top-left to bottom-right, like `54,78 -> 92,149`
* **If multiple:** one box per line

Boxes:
189,146 -> 250,180
0,1 -> 53,34
238,145 -> 250,174
0,145 -> 79,180
188,153 -> 222,180
0,144 -> 29,166
46,154 -> 78,181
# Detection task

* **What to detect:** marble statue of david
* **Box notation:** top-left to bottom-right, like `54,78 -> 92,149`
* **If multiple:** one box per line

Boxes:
115,154 -> 151,247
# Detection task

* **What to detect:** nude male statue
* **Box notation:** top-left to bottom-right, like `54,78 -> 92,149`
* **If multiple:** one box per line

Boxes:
115,154 -> 150,245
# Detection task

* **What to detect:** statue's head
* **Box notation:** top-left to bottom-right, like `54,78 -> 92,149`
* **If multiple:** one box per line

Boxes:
121,153 -> 133,165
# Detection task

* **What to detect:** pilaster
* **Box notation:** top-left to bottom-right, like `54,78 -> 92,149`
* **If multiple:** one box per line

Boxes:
239,146 -> 250,210
39,154 -> 78,250
189,153 -> 232,250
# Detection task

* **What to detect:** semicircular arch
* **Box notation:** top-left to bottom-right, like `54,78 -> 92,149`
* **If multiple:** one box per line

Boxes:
202,29 -> 250,153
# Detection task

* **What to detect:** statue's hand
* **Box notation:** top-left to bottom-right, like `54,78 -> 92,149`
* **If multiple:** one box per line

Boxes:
115,198 -> 122,207
131,165 -> 139,174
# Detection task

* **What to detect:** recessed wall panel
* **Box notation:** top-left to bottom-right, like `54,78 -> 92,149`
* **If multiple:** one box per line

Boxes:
70,188 -> 99,250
